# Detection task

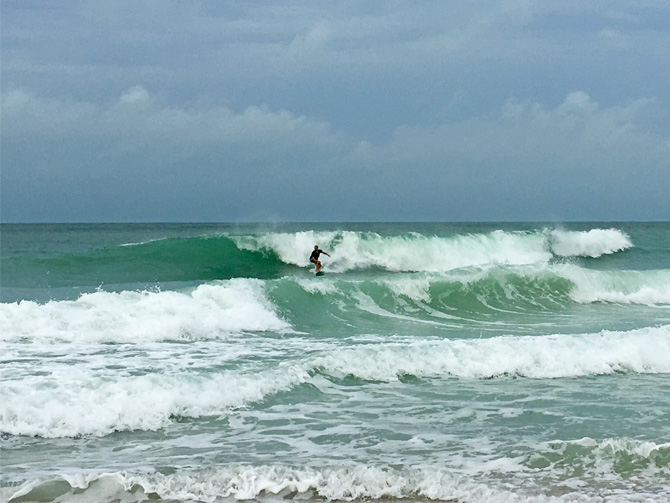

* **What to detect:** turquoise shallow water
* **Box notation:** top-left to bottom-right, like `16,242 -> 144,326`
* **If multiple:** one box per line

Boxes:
1,222 -> 669,502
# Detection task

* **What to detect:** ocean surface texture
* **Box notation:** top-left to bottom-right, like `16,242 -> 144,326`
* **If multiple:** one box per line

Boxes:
1,222 -> 669,503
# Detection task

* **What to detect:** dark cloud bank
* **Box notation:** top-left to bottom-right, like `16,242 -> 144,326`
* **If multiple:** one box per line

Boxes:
2,1 -> 669,222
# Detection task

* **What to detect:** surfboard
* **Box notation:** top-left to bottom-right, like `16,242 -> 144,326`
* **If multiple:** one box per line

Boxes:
315,271 -> 325,276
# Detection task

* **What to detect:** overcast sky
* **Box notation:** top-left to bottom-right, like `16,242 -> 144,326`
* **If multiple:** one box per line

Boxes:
2,1 -> 669,222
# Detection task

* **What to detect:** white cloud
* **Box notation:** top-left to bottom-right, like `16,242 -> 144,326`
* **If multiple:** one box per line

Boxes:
558,91 -> 599,114
118,85 -> 152,105
354,91 -> 667,180
2,88 -> 344,151
3,88 -> 666,183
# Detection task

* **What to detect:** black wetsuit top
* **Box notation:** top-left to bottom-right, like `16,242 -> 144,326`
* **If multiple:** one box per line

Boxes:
310,249 -> 323,263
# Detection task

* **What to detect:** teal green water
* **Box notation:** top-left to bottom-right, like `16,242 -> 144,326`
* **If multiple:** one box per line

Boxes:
1,223 -> 669,502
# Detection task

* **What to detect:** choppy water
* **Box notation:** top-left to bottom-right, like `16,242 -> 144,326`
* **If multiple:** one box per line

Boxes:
1,222 -> 669,503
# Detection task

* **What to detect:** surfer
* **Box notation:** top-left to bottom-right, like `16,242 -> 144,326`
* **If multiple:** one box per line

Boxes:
310,245 -> 330,273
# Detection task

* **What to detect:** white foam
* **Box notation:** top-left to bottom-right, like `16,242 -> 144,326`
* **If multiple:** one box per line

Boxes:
235,230 -> 341,267
381,276 -> 433,302
131,465 -> 508,502
549,228 -> 632,258
295,277 -> 338,295
3,311 -> 668,438
0,363 -> 309,437
0,279 -> 290,343
312,324 -> 670,381
7,462 -> 667,503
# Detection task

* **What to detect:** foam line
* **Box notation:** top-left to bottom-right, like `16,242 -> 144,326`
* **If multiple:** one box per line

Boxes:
3,326 -> 667,437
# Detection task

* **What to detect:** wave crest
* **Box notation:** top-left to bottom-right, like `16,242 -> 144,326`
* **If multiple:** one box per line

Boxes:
0,279 -> 290,343
236,228 -> 632,273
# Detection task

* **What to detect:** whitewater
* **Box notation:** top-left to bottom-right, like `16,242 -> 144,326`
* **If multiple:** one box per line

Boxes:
1,222 -> 669,503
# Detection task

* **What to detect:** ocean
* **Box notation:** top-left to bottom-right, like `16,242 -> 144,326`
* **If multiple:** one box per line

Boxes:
1,222 -> 669,503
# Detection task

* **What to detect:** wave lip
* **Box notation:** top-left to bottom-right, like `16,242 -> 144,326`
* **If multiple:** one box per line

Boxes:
236,229 -> 553,272
549,228 -> 632,258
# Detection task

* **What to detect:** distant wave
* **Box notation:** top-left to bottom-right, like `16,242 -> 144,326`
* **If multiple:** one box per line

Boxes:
0,228 -> 634,291
0,235 -> 293,290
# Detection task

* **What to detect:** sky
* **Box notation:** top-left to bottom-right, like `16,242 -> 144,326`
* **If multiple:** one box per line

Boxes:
1,0 -> 669,222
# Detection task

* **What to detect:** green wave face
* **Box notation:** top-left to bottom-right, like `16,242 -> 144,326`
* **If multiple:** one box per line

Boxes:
1,235 -> 296,289
266,265 -> 670,340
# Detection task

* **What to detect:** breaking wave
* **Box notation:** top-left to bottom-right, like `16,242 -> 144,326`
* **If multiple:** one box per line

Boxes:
235,227 -> 633,273
1,228 -> 634,292
0,279 -> 290,343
